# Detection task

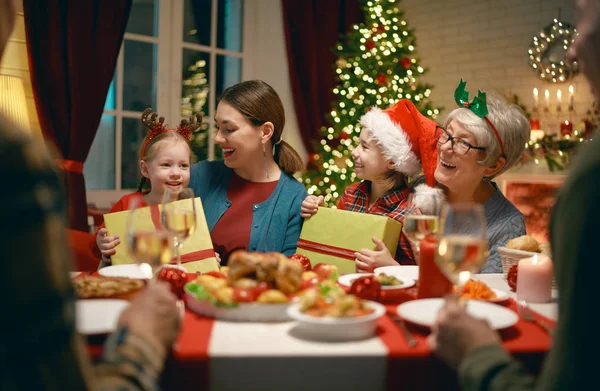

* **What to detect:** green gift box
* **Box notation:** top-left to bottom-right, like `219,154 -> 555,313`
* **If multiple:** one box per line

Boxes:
296,207 -> 403,274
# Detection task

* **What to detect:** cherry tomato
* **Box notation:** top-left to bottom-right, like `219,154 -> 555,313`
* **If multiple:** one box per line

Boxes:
252,281 -> 270,298
301,276 -> 321,290
312,263 -> 339,280
232,287 -> 255,303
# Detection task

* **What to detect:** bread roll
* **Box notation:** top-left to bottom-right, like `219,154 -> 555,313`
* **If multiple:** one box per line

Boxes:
539,242 -> 552,256
505,235 -> 540,252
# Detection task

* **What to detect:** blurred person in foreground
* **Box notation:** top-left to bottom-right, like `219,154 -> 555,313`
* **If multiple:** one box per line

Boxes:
0,0 -> 180,389
428,0 -> 599,389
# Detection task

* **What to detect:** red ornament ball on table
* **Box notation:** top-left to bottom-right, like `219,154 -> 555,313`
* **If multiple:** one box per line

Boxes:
349,275 -> 382,301
157,266 -> 188,298
289,254 -> 312,271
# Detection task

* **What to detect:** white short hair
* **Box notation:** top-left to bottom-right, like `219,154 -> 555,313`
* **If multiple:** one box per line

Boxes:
443,92 -> 530,178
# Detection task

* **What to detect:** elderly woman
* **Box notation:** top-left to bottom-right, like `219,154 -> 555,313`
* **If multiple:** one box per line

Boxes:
415,80 -> 530,273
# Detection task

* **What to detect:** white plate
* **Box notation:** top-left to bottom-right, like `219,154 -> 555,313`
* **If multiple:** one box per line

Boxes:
338,273 -> 416,290
373,265 -> 419,281
397,298 -> 518,330
287,301 -> 386,341
76,299 -> 130,335
185,285 -> 291,322
478,288 -> 509,303
98,264 -> 153,279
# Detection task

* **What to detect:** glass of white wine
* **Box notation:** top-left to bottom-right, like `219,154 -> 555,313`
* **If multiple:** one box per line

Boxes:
403,192 -> 442,263
161,188 -> 197,270
435,203 -> 488,294
126,195 -> 173,279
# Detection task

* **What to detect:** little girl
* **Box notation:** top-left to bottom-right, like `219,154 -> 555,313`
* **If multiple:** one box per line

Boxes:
96,109 -> 200,266
301,99 -> 438,272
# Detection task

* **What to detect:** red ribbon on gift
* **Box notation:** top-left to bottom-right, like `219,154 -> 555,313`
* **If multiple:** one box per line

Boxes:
149,205 -> 215,264
296,238 -> 356,260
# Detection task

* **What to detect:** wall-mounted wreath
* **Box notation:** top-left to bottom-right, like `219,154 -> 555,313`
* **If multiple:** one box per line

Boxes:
528,18 -> 579,83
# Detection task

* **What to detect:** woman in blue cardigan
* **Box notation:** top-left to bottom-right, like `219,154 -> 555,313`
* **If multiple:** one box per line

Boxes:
190,80 -> 307,264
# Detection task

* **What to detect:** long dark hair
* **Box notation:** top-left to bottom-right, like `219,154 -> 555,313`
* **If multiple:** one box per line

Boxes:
219,80 -> 304,174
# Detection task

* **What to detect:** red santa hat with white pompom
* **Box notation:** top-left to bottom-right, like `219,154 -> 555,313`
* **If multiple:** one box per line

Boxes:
359,99 -> 438,186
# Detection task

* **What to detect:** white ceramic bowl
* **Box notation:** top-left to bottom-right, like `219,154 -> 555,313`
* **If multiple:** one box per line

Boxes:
287,301 -> 386,341
185,284 -> 291,322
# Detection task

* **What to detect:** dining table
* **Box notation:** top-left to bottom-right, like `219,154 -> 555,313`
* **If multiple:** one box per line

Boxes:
83,272 -> 557,391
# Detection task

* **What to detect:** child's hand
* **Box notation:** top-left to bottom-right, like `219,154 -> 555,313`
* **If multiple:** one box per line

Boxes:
354,237 -> 397,272
96,228 -> 121,262
300,195 -> 324,218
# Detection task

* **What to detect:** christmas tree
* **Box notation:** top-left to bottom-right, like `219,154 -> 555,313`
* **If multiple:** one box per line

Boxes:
302,0 -> 441,205
181,56 -> 211,162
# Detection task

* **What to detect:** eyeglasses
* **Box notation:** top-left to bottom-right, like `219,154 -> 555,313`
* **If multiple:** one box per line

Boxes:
435,126 -> 486,156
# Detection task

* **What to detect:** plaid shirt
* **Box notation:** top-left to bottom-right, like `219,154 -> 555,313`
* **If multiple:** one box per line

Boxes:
338,181 -> 415,265
0,116 -> 165,391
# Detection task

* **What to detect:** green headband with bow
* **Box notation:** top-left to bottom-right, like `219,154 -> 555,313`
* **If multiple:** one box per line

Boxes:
454,78 -> 489,118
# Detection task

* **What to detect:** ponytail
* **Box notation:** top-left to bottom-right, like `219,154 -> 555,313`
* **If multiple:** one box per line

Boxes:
137,176 -> 149,192
274,140 -> 304,175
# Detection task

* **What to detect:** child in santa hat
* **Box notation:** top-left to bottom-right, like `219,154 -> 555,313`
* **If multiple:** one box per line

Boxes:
301,99 -> 442,271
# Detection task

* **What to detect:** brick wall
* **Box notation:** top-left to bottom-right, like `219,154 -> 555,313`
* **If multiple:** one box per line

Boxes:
400,0 -> 594,131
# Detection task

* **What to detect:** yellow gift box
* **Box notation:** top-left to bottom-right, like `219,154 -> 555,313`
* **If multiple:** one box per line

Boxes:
103,197 -> 219,273
296,207 -> 403,274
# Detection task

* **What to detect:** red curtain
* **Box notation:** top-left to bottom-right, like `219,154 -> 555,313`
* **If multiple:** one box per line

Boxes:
281,0 -> 363,156
23,0 -> 132,231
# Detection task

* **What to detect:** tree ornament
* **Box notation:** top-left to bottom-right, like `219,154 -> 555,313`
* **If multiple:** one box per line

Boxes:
366,40 -> 375,50
528,19 -> 579,83
400,57 -> 411,69
349,275 -> 382,301
375,73 -> 388,86
157,266 -> 188,298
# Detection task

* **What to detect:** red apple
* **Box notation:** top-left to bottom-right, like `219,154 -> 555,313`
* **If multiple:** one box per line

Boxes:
289,254 -> 312,271
312,263 -> 339,280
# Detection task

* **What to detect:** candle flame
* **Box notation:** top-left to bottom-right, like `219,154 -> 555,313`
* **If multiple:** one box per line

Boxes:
569,85 -> 574,94
557,89 -> 562,99
565,120 -> 569,125
532,254 -> 539,265
533,88 -> 538,97
545,89 -> 550,98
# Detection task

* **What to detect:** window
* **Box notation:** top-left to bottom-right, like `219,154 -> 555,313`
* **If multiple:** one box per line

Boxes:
85,0 -> 244,206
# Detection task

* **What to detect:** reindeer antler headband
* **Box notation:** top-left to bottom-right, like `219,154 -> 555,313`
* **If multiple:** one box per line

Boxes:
140,108 -> 202,158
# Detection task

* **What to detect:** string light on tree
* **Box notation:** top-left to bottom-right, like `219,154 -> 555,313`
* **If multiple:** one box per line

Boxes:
302,0 -> 441,205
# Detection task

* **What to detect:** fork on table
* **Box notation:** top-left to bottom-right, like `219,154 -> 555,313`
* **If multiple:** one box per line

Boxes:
517,300 -> 554,336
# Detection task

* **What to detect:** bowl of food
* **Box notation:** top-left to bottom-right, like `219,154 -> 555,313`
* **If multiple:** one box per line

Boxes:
185,250 -> 309,322
286,283 -> 386,341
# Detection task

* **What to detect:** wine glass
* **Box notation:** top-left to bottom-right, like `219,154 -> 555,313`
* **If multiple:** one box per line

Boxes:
403,192 -> 442,264
161,188 -> 197,270
435,203 -> 488,295
126,195 -> 173,279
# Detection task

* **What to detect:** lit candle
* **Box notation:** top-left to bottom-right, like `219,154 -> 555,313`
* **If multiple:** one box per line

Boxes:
517,254 -> 553,303
533,88 -> 539,108
556,89 -> 562,102
569,84 -> 574,110
544,89 -> 550,111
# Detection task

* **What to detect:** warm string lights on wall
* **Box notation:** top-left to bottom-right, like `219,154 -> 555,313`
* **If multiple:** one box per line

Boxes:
528,18 -> 578,83
302,0 -> 441,205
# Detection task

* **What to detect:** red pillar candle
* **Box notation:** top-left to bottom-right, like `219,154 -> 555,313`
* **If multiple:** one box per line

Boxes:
560,120 -> 573,136
529,119 -> 540,130
418,236 -> 454,299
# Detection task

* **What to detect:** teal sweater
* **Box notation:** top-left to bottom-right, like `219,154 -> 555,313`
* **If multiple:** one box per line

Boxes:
189,160 -> 307,256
